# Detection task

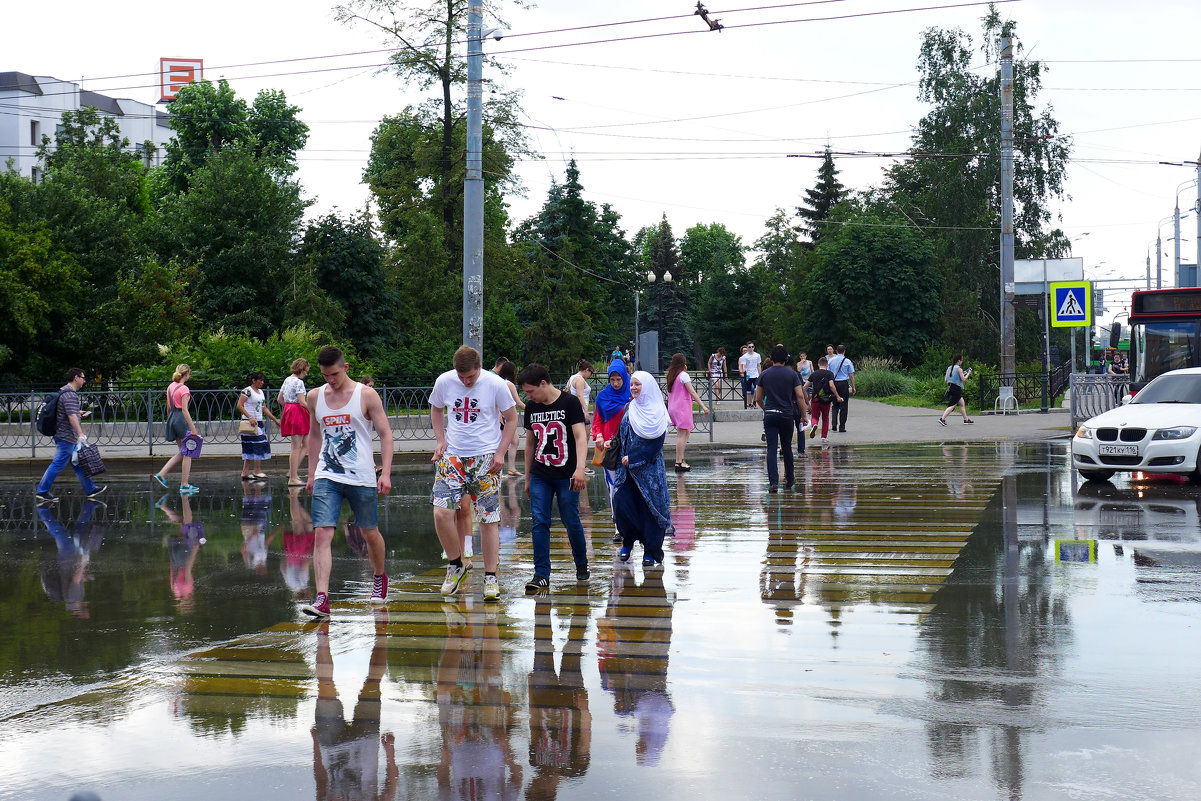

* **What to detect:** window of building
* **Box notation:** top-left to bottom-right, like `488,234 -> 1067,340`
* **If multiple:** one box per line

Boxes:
30,120 -> 40,147
31,167 -> 41,184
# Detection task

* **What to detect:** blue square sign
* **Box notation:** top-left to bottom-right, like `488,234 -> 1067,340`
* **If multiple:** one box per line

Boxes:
1050,281 -> 1091,327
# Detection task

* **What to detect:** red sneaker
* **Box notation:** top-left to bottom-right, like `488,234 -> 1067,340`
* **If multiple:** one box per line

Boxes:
302,592 -> 331,618
370,573 -> 388,605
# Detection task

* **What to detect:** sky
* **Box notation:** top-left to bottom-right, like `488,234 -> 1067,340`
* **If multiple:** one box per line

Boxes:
7,0 -> 1201,327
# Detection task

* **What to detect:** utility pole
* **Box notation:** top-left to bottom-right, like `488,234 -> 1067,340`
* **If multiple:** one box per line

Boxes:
462,0 -> 484,354
1146,249 -> 1151,291
1196,150 -> 1200,277
999,37 -> 1016,377
1157,229 -> 1163,289
1174,199 -> 1182,285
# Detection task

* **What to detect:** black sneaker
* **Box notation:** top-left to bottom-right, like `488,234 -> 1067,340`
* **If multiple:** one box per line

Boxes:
525,574 -> 550,595
611,529 -> 622,543
35,491 -> 58,504
86,485 -> 108,499
576,565 -> 590,582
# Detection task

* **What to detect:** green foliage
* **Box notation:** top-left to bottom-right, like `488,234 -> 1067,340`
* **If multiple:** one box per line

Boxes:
685,222 -> 752,358
796,147 -> 845,247
639,216 -> 691,367
98,257 -> 199,369
854,367 -> 916,398
122,324 -> 371,387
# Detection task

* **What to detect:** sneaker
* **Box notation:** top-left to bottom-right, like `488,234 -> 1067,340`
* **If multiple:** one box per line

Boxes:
525,574 -> 550,595
642,557 -> 660,567
302,592 -> 331,618
370,573 -> 388,605
938,417 -> 948,427
483,574 -> 501,602
820,437 -> 828,445
838,428 -> 847,433
963,419 -> 974,425
611,529 -> 622,543
768,485 -> 779,494
809,424 -> 818,439
152,473 -> 169,489
86,485 -> 108,499
180,484 -> 199,494
440,563 -> 468,596
35,491 -> 59,504
576,565 -> 590,582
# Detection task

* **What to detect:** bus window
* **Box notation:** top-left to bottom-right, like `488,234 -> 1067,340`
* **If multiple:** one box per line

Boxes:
1134,322 -> 1198,383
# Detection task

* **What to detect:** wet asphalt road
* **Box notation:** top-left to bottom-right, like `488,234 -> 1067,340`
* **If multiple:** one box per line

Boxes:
1,443 -> 1199,801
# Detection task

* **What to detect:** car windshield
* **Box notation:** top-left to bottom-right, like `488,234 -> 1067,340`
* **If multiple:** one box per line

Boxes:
1130,373 -> 1201,405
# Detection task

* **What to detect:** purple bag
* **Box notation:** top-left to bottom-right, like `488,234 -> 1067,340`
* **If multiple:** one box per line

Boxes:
180,432 -> 204,458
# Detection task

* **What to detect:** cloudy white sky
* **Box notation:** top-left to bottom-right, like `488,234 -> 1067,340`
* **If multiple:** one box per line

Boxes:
8,0 -> 1201,324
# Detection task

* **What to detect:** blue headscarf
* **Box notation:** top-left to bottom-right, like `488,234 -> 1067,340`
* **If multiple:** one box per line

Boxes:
594,358 -> 631,420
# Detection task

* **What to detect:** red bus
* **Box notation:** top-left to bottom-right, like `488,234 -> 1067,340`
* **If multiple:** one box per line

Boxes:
1128,287 -> 1201,386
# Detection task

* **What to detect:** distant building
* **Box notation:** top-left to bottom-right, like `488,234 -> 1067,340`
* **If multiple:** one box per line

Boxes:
0,71 -> 173,182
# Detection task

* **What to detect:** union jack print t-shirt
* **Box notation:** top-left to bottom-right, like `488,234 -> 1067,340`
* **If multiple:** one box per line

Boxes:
430,368 -> 516,457
524,392 -> 586,480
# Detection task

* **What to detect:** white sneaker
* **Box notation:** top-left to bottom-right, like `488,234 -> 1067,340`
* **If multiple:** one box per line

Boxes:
483,574 -> 500,602
440,564 -> 468,595
820,437 -> 828,445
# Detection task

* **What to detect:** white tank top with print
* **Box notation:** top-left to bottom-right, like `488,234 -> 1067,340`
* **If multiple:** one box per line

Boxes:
313,382 -> 377,488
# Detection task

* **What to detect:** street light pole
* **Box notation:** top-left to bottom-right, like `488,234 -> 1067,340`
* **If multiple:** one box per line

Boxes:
462,0 -> 485,354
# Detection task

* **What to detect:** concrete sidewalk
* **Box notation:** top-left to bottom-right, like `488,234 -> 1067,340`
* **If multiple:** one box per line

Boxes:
4,400 -> 1071,478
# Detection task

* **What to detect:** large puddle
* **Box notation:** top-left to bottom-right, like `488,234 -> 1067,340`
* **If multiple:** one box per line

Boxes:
1,443 -> 1199,800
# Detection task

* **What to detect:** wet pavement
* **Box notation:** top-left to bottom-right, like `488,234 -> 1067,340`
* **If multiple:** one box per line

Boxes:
2,444 -> 1200,800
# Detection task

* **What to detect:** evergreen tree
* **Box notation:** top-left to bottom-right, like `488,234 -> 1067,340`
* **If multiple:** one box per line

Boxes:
639,216 -> 690,370
796,146 -> 845,247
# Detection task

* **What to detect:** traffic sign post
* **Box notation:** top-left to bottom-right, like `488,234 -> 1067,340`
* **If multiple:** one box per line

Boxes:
1050,281 -> 1092,328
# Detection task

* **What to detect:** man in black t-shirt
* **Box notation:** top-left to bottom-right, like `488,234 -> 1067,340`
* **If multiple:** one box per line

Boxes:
518,364 -> 590,593
755,346 -> 809,493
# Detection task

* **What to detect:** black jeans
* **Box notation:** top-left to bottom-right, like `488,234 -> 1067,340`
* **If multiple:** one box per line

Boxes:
833,380 -> 851,431
763,411 -> 794,488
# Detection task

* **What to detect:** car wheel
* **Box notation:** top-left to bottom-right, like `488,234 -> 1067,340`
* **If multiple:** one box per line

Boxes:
1078,469 -> 1115,482
1191,448 -> 1201,484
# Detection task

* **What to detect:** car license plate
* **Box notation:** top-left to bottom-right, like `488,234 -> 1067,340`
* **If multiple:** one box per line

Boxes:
1099,444 -> 1138,457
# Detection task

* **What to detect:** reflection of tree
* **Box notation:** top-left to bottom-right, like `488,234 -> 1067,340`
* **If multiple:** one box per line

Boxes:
596,565 -> 674,766
913,474 -> 1066,798
436,599 -> 523,800
526,598 -> 591,801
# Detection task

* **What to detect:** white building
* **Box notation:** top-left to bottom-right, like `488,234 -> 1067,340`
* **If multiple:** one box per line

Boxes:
0,71 -> 174,182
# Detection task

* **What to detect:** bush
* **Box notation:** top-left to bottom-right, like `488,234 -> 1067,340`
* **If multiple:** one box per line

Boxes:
855,367 -> 916,398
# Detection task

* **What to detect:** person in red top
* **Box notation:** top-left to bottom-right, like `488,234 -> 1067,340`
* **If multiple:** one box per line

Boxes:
592,358 -> 630,543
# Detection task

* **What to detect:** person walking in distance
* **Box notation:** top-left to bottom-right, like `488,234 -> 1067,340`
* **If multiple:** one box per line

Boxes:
237,371 -> 281,481
496,361 -> 526,477
708,347 -> 727,385
36,368 -> 106,503
806,357 -> 842,445
153,364 -> 201,494
278,358 -> 311,486
566,359 -> 595,474
430,346 -> 517,602
755,346 -> 808,493
593,358 -> 631,543
739,343 -> 762,409
518,364 -> 590,594
938,354 -> 974,426
827,345 -> 856,433
301,347 -> 394,618
665,353 -> 709,471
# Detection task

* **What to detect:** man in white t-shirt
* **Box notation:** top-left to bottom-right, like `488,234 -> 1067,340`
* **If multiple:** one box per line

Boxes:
739,342 -> 762,408
430,346 -> 518,601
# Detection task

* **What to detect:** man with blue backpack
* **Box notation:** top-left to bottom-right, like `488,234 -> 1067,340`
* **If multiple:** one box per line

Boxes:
36,368 -> 106,504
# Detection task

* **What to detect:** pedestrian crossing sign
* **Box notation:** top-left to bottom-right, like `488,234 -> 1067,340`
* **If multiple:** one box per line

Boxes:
1050,281 -> 1091,327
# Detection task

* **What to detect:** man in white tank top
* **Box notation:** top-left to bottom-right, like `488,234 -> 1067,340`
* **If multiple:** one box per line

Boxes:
301,346 -> 394,618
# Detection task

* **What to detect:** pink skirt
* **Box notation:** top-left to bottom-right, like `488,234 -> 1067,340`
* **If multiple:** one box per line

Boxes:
280,402 -> 310,437
667,382 -> 695,430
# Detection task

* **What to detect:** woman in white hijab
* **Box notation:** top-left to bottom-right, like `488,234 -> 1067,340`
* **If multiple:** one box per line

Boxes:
613,371 -> 673,566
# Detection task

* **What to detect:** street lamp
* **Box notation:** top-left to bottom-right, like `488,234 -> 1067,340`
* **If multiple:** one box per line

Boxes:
635,269 -> 672,372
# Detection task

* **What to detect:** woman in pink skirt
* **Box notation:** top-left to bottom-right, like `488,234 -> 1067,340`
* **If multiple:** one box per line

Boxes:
665,353 -> 710,472
277,358 -> 311,486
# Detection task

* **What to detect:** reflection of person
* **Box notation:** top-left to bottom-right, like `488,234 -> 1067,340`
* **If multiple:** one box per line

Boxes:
37,368 -> 106,504
303,346 -> 394,618
157,494 -> 204,614
671,474 -> 696,554
614,372 -> 673,566
597,565 -> 674,766
38,500 -> 105,619
240,480 -> 271,576
527,598 -> 591,800
938,355 -> 974,426
154,363 -> 201,494
276,486 -> 315,597
436,599 -> 523,799
312,611 -> 398,801
278,358 -> 312,487
430,346 -> 517,602
592,359 -> 630,543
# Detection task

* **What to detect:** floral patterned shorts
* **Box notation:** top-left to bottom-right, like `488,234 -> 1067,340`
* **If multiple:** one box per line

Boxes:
431,453 -> 501,523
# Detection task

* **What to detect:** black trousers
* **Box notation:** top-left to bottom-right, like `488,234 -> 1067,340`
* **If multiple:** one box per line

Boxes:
763,412 -> 794,488
833,380 -> 851,431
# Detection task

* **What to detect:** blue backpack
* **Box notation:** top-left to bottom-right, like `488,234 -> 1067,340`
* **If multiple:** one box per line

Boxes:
36,391 -> 63,437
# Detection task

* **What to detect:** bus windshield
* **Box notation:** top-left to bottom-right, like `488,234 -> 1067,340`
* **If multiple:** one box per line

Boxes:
1134,321 -> 1197,384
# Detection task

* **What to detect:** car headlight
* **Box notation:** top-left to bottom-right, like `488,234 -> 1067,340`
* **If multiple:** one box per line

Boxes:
1075,426 -> 1094,439
1152,426 -> 1197,440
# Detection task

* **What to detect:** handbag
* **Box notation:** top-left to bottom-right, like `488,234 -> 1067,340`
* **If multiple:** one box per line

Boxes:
180,431 -> 204,458
238,418 -> 258,435
601,435 -> 622,470
73,441 -> 106,477
591,440 -> 606,467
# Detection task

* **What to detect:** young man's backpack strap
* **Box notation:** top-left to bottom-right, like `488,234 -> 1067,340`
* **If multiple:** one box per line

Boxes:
36,391 -> 64,437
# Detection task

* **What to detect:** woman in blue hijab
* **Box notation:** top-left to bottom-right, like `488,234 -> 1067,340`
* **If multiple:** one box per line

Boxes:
593,358 -> 631,541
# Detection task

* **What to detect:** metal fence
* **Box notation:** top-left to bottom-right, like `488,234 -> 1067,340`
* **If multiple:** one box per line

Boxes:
1069,374 -> 1131,428
8,381 -> 713,456
976,361 -> 1073,412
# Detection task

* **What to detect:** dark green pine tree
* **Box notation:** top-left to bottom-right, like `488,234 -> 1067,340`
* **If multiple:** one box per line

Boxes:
796,146 -> 845,248
642,215 -> 691,369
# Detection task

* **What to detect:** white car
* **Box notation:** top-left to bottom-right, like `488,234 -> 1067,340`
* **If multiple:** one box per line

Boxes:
1072,367 -> 1201,482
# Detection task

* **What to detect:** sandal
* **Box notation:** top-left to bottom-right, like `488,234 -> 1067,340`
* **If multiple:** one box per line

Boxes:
241,475 -> 253,481
253,472 -> 268,479
677,461 -> 691,471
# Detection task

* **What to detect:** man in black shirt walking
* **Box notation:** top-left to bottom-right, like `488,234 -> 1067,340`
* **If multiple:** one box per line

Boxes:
755,346 -> 809,493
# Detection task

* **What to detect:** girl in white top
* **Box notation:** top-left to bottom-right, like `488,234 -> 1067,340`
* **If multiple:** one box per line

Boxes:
567,359 -> 596,476
238,371 -> 281,481
496,361 -> 526,476
278,358 -> 312,486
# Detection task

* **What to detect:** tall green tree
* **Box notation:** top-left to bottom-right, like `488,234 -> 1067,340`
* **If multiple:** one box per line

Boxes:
885,6 -> 1071,359
750,208 -> 804,342
638,216 -> 690,368
683,222 -> 748,358
796,147 -> 845,248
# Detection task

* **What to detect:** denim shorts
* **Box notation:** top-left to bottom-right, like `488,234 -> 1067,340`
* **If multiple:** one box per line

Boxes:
311,478 -> 379,530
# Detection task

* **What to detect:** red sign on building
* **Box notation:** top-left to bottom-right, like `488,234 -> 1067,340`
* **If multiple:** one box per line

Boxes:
159,58 -> 204,102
